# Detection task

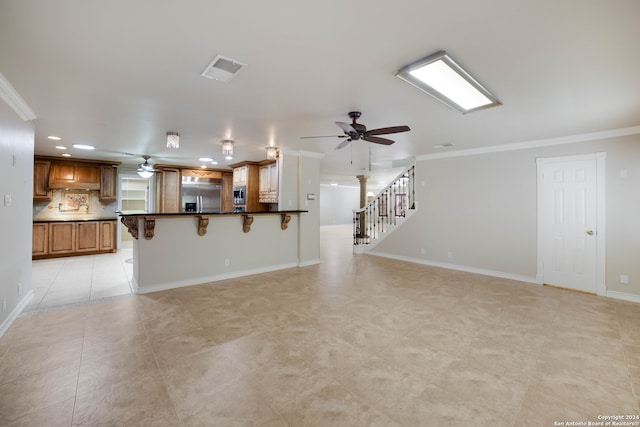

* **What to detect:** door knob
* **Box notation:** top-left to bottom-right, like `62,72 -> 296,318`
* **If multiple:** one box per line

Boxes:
586,230 -> 594,235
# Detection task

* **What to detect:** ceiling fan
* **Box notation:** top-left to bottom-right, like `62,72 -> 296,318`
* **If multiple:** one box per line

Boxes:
137,155 -> 156,178
301,111 -> 410,150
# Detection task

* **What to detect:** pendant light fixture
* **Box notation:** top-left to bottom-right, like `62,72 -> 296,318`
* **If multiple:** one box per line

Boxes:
266,146 -> 278,160
166,132 -> 180,149
221,139 -> 234,158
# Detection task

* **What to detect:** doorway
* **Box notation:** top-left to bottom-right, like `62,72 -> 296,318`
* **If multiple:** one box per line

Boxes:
118,175 -> 152,249
536,153 -> 606,295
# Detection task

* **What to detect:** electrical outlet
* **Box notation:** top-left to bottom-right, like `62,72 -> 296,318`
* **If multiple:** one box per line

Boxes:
447,251 -> 453,260
2,298 -> 6,313
18,282 -> 22,297
224,258 -> 230,267
620,274 -> 629,284
420,248 -> 425,255
4,194 -> 11,207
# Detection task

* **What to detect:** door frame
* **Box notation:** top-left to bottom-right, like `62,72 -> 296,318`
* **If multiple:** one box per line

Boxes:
536,152 -> 606,295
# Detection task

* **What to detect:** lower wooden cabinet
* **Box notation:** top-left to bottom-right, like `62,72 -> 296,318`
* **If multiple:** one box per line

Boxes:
32,223 -> 49,256
33,220 -> 117,259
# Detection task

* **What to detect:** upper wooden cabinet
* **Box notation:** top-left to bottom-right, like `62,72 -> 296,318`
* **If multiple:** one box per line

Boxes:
259,161 -> 278,204
33,160 -> 53,200
155,167 -> 181,213
232,165 -> 248,186
99,164 -> 117,201
48,162 -> 101,190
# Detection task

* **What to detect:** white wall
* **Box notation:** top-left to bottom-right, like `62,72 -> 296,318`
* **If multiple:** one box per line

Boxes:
0,96 -> 34,336
372,134 -> 640,298
320,185 -> 359,225
133,214 -> 301,293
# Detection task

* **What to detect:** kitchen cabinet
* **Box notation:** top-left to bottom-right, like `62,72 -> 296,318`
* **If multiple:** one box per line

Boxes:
99,221 -> 116,251
232,165 -> 248,186
156,167 -> 181,213
99,164 -> 117,201
221,172 -> 233,212
48,162 -> 101,190
230,162 -> 267,212
32,223 -> 49,256
33,160 -> 53,200
259,161 -> 278,204
33,220 -> 117,259
48,222 -> 76,255
76,221 -> 100,252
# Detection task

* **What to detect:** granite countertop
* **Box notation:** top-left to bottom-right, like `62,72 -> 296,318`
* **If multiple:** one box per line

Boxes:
117,210 -> 307,217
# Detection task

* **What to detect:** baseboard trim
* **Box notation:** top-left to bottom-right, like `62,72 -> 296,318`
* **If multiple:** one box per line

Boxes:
367,251 -> 540,285
0,290 -> 34,338
605,290 -> 640,304
298,259 -> 321,267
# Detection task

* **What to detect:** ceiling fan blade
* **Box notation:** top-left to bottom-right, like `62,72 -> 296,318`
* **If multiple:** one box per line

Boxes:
362,135 -> 395,145
335,139 -> 352,150
300,135 -> 348,139
335,121 -> 356,134
365,125 -> 411,136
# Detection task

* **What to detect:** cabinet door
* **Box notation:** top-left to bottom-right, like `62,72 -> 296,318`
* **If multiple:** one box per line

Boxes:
75,165 -> 101,190
49,222 -> 76,255
259,166 -> 269,193
99,221 -> 116,251
99,165 -> 117,201
32,223 -> 49,256
156,168 -> 181,212
48,164 -> 77,187
33,160 -> 53,200
221,173 -> 233,212
269,163 -> 278,193
76,222 -> 100,252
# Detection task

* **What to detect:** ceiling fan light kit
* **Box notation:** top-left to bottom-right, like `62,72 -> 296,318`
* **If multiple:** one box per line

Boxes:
396,50 -> 501,114
137,155 -> 155,178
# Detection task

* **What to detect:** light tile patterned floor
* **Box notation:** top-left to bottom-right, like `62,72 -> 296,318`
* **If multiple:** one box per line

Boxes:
26,246 -> 134,312
1,225 -> 639,426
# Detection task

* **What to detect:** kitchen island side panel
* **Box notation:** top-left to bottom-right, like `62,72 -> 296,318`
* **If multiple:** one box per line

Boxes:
133,214 -> 300,293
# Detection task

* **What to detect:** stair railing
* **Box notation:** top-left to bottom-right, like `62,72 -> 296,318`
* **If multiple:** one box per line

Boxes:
353,163 -> 415,245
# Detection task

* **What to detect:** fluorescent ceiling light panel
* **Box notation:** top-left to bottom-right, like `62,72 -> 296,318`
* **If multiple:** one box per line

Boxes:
397,51 -> 500,114
72,144 -> 95,150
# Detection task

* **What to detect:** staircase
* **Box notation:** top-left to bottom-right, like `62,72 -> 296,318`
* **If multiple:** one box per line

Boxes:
352,163 -> 416,253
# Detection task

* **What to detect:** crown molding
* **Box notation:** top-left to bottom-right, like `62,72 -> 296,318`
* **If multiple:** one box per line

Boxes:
0,73 -> 36,121
417,125 -> 640,161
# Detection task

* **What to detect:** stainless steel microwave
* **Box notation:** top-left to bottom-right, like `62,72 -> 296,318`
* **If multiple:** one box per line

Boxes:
232,186 -> 246,205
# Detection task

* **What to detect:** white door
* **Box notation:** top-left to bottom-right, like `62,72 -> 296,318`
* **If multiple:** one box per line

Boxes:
539,157 -> 598,293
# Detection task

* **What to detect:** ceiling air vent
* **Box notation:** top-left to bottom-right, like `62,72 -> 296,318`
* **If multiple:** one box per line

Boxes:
200,55 -> 246,83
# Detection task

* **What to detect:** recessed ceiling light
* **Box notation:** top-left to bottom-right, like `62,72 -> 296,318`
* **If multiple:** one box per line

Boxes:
330,183 -> 338,186
225,155 -> 233,160
198,157 -> 213,162
72,144 -> 95,150
55,145 -> 67,150
61,153 -> 71,157
397,50 -> 500,114
210,161 -> 218,165
48,136 -> 61,140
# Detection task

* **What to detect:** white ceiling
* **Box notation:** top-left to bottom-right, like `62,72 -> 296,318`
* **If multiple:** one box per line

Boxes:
1,0 -> 639,188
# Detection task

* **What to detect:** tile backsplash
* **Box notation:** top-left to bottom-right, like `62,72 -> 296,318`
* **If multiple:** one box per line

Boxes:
33,190 -> 118,220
